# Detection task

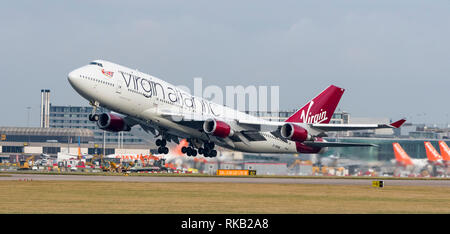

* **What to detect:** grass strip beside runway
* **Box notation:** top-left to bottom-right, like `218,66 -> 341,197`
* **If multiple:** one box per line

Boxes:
1,181 -> 449,213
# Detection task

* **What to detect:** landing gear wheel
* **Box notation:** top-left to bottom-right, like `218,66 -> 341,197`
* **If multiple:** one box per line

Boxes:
181,146 -> 187,154
156,139 -> 167,147
204,149 -> 217,157
185,147 -> 198,157
88,114 -> 99,122
202,141 -> 217,157
158,146 -> 169,154
186,148 -> 192,156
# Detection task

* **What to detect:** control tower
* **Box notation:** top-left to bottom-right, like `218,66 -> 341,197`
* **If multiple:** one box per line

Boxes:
40,89 -> 50,128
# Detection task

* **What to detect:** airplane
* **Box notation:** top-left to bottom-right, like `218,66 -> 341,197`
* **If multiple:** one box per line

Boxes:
393,142 -> 420,167
438,141 -> 450,166
67,60 -> 406,157
424,142 -> 444,166
392,142 -> 429,175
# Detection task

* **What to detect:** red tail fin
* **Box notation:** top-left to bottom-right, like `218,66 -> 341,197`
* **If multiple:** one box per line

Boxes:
390,119 -> 406,128
424,142 -> 442,161
286,85 -> 345,123
393,143 -> 413,166
438,141 -> 450,161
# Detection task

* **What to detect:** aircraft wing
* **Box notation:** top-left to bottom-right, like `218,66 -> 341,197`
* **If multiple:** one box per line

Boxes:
236,118 -> 406,134
159,111 -> 219,123
156,110 -> 405,142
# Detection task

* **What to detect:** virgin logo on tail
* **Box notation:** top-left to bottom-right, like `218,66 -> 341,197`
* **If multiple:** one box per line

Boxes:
299,101 -> 328,123
285,85 -> 344,124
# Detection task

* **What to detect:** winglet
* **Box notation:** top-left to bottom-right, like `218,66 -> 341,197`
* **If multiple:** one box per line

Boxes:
390,119 -> 406,128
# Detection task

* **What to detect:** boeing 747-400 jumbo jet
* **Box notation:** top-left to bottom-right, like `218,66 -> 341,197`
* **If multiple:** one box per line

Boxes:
68,60 -> 405,157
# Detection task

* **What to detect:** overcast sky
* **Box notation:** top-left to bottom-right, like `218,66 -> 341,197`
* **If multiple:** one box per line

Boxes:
1,0 -> 449,127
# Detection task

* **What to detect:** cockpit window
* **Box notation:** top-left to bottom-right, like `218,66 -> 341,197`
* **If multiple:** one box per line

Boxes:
89,62 -> 103,67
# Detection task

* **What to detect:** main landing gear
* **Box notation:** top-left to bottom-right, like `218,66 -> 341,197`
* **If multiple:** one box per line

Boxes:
182,141 -> 217,157
156,139 -> 169,154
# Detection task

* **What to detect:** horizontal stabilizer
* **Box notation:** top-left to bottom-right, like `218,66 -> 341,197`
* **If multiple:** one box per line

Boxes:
303,141 -> 378,148
310,118 -> 407,132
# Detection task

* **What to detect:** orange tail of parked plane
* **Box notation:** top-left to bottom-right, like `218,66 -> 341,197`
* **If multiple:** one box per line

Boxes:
438,141 -> 450,162
424,142 -> 443,162
393,143 -> 413,166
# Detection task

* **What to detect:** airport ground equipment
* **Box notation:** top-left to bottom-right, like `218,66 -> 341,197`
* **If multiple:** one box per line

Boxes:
217,169 -> 257,176
372,180 -> 384,188
18,155 -> 35,170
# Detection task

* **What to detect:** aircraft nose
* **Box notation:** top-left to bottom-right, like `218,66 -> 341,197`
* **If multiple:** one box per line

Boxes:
68,69 -> 81,88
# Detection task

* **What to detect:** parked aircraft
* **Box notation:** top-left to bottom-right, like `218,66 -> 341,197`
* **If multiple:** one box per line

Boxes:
392,142 -> 427,169
438,141 -> 450,165
424,142 -> 444,166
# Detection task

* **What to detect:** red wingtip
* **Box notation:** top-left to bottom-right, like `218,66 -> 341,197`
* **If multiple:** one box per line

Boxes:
390,119 -> 406,128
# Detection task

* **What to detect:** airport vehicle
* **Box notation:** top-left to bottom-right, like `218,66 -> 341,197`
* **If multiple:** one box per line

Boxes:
68,60 -> 405,157
18,155 -> 35,170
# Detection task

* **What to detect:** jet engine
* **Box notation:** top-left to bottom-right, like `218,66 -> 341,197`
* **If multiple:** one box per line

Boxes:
97,113 -> 131,132
280,123 -> 312,142
203,119 -> 234,138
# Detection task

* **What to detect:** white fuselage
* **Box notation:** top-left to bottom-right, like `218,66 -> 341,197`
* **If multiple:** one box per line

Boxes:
68,60 -> 304,154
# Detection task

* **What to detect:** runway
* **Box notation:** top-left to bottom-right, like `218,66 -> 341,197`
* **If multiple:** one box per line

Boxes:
2,173 -> 450,187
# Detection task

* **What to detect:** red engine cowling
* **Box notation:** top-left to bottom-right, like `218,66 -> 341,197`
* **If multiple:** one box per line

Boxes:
280,123 -> 312,142
203,119 -> 234,138
97,113 -> 131,132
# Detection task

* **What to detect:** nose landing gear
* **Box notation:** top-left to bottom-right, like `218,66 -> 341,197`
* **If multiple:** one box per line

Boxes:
88,101 -> 100,122
88,114 -> 99,122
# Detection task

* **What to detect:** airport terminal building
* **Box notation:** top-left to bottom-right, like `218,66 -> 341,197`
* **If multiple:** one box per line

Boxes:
0,127 -> 152,162
48,105 -> 147,145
